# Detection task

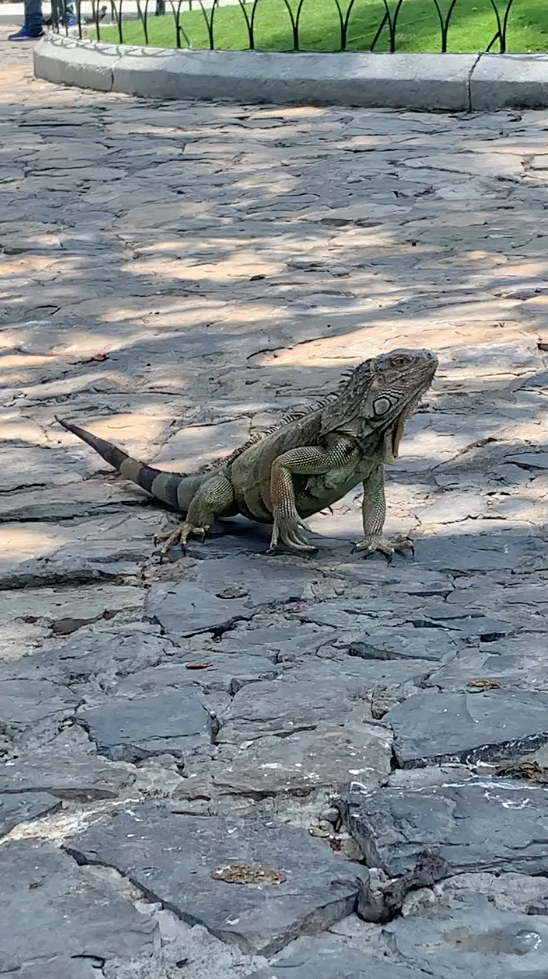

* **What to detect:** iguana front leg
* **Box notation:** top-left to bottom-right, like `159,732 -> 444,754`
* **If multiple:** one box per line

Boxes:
156,473 -> 235,560
269,440 -> 355,553
354,465 -> 413,562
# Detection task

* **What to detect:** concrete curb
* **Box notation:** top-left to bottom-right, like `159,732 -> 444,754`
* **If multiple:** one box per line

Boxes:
33,35 -> 548,111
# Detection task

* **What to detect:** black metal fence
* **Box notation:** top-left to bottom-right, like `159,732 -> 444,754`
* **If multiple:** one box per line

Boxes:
49,0 -> 522,54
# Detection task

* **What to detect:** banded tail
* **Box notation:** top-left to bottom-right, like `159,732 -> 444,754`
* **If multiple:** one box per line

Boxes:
55,416 -> 204,512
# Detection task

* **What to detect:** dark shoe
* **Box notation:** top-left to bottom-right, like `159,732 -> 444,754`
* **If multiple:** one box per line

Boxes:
8,26 -> 44,39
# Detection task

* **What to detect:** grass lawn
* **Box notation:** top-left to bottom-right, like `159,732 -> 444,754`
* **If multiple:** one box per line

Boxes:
94,0 -> 548,53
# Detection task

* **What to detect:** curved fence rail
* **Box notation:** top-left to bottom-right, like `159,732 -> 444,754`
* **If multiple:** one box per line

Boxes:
48,0 -> 532,54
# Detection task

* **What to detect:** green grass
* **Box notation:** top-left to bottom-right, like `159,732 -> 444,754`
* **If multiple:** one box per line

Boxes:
94,0 -> 548,53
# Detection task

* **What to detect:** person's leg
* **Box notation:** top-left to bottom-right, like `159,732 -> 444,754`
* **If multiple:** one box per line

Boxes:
58,0 -> 76,26
25,0 -> 43,34
8,0 -> 43,37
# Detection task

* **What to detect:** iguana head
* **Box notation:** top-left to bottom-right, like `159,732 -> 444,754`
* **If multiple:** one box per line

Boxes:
332,347 -> 438,462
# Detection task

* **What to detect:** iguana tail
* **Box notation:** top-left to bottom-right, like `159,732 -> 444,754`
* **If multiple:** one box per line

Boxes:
55,416 -> 206,511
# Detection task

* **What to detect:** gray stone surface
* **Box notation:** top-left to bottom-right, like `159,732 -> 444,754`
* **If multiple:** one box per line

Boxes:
5,958 -> 101,979
425,616 -> 510,640
193,556 -> 312,606
213,721 -> 392,798
145,581 -> 251,637
0,750 -> 137,800
0,841 -> 158,974
77,690 -> 212,761
386,895 -> 548,976
217,673 -> 370,742
0,791 -> 61,837
403,870 -> 548,916
247,897 -> 548,978
220,625 -> 330,661
343,778 -> 548,876
67,802 -> 369,955
505,452 -> 548,470
106,656 -> 278,697
0,632 -> 168,684
0,679 -> 78,732
7,32 -> 548,979
387,690 -> 548,767
348,627 -> 455,662
426,634 -> 548,692
413,534 -> 547,573
245,937 -> 423,979
281,658 -> 432,691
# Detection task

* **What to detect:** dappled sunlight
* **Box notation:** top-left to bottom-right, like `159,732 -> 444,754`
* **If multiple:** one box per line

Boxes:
152,417 -> 251,470
125,254 -> 288,282
0,411 -> 47,446
0,524 -> 69,563
2,42 -> 548,575
6,44 -> 548,948
400,426 -> 489,467
0,353 -> 58,379
249,321 -> 539,373
58,412 -> 174,447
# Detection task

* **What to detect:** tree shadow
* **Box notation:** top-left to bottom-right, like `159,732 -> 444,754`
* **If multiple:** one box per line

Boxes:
1,76 -> 548,568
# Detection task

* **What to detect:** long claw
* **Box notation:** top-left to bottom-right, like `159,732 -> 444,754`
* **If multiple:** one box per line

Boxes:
269,511 -> 316,553
155,522 -> 209,561
353,534 -> 414,561
287,528 -> 317,551
155,526 -> 183,564
286,537 -> 318,553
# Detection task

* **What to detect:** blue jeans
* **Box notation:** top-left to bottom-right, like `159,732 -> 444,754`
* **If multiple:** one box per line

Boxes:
25,0 -> 75,32
24,0 -> 43,34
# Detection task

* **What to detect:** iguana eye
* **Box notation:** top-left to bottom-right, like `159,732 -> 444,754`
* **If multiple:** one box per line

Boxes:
374,397 -> 392,415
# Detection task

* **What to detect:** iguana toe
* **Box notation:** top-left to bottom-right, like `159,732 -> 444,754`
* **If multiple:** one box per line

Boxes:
155,522 -> 209,562
353,534 -> 414,562
269,514 -> 317,553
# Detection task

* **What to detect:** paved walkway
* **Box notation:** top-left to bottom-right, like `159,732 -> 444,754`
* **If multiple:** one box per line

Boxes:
0,0 -> 240,25
3,32 -> 548,979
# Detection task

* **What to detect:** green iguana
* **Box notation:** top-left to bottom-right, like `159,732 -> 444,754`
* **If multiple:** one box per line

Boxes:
55,347 -> 437,560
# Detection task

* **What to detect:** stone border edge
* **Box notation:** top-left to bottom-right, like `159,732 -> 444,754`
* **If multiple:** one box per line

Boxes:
33,34 -> 548,111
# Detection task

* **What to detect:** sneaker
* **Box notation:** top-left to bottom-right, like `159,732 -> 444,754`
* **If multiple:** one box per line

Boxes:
8,26 -> 44,39
67,15 -> 77,26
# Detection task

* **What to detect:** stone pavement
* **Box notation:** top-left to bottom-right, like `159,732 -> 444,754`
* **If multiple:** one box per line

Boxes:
2,30 -> 548,979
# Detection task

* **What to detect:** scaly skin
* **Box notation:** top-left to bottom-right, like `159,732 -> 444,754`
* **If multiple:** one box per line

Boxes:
55,347 -> 438,559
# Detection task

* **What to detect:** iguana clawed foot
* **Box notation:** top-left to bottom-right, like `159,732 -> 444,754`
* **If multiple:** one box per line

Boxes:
353,533 -> 414,563
155,522 -> 209,562
267,510 -> 317,554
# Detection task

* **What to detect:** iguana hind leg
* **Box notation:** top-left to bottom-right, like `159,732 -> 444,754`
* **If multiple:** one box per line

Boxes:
354,465 -> 413,562
268,441 -> 355,553
156,473 -> 235,561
